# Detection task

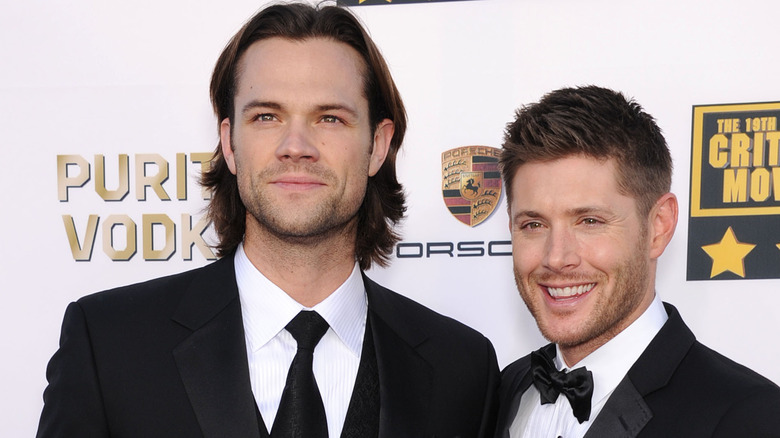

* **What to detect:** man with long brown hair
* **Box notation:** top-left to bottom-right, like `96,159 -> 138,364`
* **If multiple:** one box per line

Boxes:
37,3 -> 498,437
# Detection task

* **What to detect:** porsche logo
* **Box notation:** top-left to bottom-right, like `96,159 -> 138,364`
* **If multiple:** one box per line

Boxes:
441,146 -> 502,227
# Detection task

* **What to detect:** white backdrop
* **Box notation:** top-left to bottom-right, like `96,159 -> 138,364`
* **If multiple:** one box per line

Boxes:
2,0 -> 779,435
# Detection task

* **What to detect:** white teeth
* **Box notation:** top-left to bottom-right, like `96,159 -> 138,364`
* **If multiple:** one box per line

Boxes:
547,283 -> 595,298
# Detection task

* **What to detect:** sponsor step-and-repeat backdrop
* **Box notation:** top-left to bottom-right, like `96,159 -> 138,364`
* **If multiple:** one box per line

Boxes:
57,152 -> 216,262
3,0 -> 780,435
688,103 -> 780,280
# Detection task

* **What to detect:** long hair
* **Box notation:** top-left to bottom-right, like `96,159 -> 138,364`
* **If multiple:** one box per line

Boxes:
202,3 -> 407,269
500,85 -> 672,217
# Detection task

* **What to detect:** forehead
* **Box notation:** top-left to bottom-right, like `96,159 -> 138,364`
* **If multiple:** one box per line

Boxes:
234,37 -> 367,102
509,155 -> 636,213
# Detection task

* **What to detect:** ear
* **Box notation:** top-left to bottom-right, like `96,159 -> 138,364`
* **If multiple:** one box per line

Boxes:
368,119 -> 394,176
220,118 -> 237,175
647,193 -> 678,259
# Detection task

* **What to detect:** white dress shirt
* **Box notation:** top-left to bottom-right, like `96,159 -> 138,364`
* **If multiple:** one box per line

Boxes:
510,295 -> 668,438
234,244 -> 367,438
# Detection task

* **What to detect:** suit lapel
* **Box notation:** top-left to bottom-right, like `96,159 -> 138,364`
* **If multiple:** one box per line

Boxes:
364,276 -> 433,438
585,303 -> 694,437
171,257 -> 261,438
494,348 -> 538,438
498,346 -> 651,438
584,378 -> 651,437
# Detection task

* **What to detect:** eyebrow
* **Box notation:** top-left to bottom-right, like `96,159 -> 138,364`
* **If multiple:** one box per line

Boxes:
316,103 -> 359,118
511,206 -> 608,221
569,206 -> 606,216
510,210 -> 542,227
512,210 -> 543,220
240,100 -> 282,117
240,100 -> 359,119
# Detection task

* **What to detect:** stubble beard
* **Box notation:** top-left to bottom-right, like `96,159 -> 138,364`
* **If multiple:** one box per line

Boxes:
514,238 -> 651,352
239,162 -> 367,246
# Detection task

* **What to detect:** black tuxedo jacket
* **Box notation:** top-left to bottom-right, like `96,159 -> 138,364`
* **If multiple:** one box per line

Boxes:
38,257 -> 499,437
495,303 -> 780,437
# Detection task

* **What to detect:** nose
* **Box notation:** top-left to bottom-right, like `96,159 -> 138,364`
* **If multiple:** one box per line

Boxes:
543,227 -> 580,272
275,120 -> 320,162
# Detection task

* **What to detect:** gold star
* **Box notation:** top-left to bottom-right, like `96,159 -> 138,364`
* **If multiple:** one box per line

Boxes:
701,227 -> 755,278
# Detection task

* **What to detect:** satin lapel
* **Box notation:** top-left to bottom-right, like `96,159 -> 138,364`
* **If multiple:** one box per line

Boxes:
627,303 -> 695,395
584,378 -> 650,438
494,351 -> 537,438
586,303 -> 694,438
171,257 -> 261,438
364,276 -> 433,438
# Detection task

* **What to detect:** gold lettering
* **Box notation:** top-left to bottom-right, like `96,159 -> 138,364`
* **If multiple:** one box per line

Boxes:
717,118 -> 741,133
143,214 -> 175,260
95,154 -> 129,201
57,155 -> 90,201
753,133 -> 765,167
181,214 -> 216,260
730,133 -> 751,168
103,214 -> 137,261
708,134 -> 729,168
747,117 -> 778,132
767,132 -> 780,166
191,152 -> 214,200
750,168 -> 771,202
176,153 -> 187,201
774,167 -> 780,201
62,215 -> 99,261
723,168 -> 748,203
135,154 -> 171,201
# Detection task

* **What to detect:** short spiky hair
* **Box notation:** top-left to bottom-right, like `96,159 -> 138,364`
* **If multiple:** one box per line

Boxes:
500,85 -> 672,217
202,3 -> 407,269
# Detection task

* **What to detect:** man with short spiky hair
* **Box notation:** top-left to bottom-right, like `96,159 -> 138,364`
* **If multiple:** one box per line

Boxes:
495,85 -> 780,437
37,4 -> 498,437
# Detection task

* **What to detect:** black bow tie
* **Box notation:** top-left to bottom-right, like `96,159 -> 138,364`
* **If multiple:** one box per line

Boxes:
530,348 -> 594,424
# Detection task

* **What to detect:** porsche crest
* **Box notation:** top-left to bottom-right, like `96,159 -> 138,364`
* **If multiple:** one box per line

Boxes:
441,146 -> 502,227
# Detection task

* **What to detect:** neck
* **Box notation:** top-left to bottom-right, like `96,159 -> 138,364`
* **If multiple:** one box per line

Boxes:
559,331 -> 619,368
559,290 -> 656,367
242,218 -> 359,308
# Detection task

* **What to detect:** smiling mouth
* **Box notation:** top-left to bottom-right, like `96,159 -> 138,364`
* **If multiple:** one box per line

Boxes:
545,283 -> 595,299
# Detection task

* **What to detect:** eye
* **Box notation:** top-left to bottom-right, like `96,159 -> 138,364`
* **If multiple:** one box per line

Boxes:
253,113 -> 276,122
521,221 -> 544,231
320,115 -> 343,124
581,217 -> 602,226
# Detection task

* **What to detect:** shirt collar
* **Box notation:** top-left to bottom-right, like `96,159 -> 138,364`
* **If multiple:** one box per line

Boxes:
234,243 -> 367,357
554,294 -> 668,405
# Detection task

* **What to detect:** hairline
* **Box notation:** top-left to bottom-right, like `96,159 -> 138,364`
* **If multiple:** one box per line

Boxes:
505,152 -> 664,220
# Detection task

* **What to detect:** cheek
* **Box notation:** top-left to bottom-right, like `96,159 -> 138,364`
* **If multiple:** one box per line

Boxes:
339,149 -> 372,180
512,246 -> 538,278
580,236 -> 629,273
512,236 -> 545,268
233,151 -> 257,180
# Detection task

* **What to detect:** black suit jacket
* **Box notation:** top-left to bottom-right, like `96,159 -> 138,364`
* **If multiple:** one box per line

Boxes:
495,303 -> 780,437
38,257 -> 499,437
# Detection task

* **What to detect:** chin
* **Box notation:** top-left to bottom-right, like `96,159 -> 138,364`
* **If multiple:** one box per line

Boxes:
538,317 -> 588,347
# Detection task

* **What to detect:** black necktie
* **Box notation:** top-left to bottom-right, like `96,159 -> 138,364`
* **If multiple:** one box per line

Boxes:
530,348 -> 594,424
271,311 -> 330,438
